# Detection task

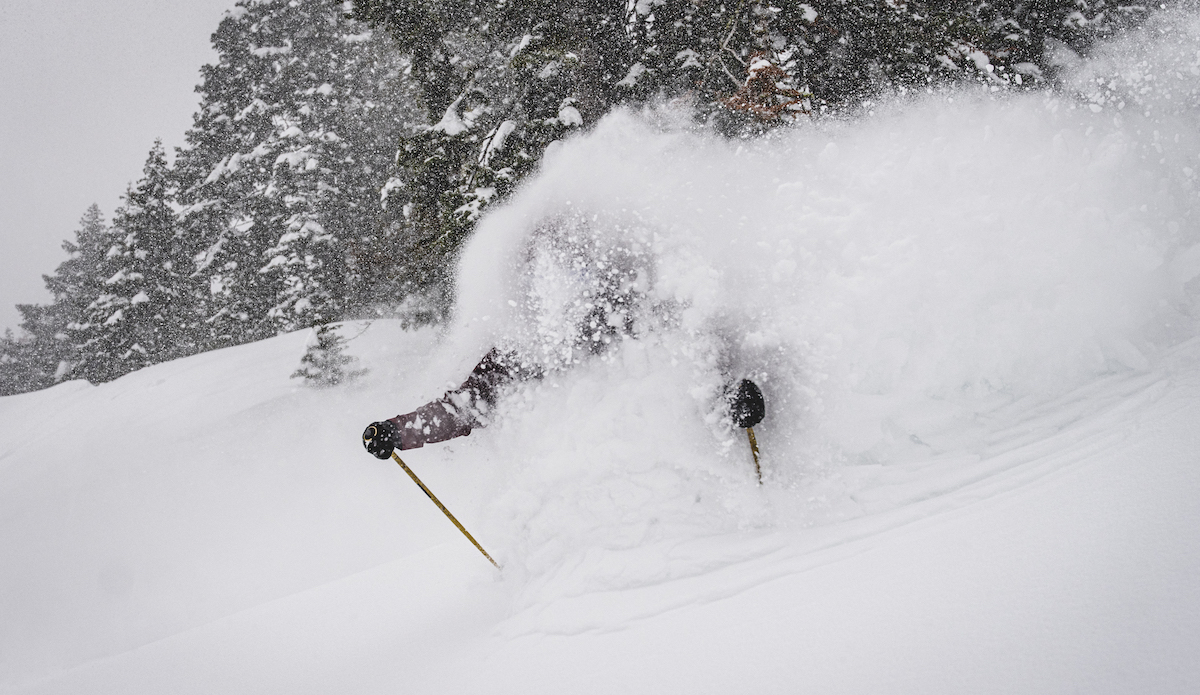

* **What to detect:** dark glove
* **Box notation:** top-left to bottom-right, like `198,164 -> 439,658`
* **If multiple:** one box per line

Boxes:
729,379 -> 765,428
363,420 -> 399,459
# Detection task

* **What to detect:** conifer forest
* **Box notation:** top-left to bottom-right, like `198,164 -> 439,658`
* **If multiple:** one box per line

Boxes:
0,0 -> 1157,395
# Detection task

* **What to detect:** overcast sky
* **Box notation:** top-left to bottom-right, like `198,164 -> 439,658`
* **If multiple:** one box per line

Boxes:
0,0 -> 235,334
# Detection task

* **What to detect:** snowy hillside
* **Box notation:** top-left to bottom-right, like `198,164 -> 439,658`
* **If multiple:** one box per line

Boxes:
2,320 -> 1199,694
5,10 -> 1200,693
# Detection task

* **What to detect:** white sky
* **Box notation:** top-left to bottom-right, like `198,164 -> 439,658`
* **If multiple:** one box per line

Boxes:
0,0 -> 235,334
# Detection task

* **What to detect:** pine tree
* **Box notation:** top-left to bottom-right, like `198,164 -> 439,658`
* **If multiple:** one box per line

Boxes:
291,322 -> 366,387
8,205 -> 113,390
352,0 -> 622,271
46,204 -> 112,353
0,330 -> 43,396
73,142 -> 194,383
174,0 -> 420,349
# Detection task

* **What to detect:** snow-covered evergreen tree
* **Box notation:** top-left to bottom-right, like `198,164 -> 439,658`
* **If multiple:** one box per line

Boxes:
8,205 -> 113,390
174,0 -> 419,349
72,142 -> 195,383
0,330 -> 42,396
290,322 -> 366,387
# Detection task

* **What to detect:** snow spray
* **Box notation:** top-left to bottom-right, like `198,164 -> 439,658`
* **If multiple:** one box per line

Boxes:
432,6 -> 1200,601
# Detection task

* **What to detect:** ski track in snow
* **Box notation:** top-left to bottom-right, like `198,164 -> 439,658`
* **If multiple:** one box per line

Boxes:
495,362 -> 1175,639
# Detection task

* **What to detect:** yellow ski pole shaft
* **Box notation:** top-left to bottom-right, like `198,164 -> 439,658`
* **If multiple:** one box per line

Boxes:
391,451 -> 500,569
746,427 -> 762,485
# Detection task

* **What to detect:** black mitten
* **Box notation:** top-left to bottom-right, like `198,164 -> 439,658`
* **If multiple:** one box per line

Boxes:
363,420 -> 399,459
729,379 -> 765,428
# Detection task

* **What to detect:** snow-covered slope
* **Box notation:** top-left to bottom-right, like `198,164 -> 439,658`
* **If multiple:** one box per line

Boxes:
4,9 -> 1200,693
2,324 -> 1198,694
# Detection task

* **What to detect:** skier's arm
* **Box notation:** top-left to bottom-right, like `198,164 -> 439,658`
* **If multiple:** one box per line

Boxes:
362,348 -> 518,458
388,395 -> 476,450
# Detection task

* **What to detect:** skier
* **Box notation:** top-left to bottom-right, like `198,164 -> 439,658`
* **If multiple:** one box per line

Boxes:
362,215 -> 765,461
362,349 -> 765,460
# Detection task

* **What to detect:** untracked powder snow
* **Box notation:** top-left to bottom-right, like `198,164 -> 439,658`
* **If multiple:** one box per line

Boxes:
3,7 -> 1200,694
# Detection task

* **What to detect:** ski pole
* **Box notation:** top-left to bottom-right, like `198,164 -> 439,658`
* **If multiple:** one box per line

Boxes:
391,451 -> 500,569
746,426 -> 762,485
